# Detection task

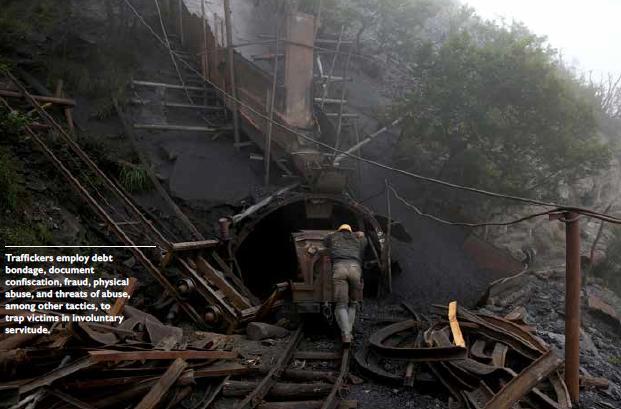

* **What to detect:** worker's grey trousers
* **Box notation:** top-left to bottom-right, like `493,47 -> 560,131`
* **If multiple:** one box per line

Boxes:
332,260 -> 362,338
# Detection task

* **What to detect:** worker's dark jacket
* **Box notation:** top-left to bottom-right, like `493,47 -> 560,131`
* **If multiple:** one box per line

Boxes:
323,231 -> 368,263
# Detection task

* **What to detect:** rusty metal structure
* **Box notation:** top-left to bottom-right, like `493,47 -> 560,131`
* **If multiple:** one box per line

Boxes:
177,1 -> 355,190
356,304 -> 573,409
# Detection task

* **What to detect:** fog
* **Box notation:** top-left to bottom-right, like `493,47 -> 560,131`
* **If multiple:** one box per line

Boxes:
466,0 -> 621,80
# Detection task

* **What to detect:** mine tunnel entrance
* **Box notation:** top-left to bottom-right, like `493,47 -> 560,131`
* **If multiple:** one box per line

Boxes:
235,198 -> 371,300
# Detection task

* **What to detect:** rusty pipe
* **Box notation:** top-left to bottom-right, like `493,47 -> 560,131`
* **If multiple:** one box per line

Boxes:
564,211 -> 581,404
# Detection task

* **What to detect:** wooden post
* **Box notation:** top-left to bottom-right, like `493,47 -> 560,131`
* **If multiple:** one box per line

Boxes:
223,0 -> 241,148
201,0 -> 208,105
264,15 -> 281,187
385,179 -> 392,294
319,25 -> 344,109
315,0 -> 323,37
55,80 -> 75,138
177,0 -> 184,46
334,43 -> 353,150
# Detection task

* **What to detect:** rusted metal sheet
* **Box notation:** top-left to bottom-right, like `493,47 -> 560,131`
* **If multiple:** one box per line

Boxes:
463,234 -> 523,276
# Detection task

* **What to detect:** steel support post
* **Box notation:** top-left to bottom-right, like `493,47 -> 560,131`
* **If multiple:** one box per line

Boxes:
564,211 -> 581,404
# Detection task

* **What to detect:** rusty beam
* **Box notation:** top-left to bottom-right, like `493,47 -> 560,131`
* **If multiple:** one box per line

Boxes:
369,320 -> 467,361
483,350 -> 562,409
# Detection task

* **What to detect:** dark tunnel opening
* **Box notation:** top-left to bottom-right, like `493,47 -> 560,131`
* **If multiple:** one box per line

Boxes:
235,200 -> 371,300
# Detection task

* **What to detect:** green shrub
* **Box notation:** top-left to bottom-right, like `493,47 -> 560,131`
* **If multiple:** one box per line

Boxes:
593,227 -> 621,297
0,146 -> 22,210
0,223 -> 52,246
119,162 -> 151,193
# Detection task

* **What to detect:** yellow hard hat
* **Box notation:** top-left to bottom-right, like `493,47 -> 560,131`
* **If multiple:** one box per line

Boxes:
337,224 -> 352,232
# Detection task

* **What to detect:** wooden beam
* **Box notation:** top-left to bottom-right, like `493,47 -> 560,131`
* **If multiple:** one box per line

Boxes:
171,240 -> 219,252
223,380 -> 331,399
223,0 -> 241,148
324,113 -> 358,118
130,99 -> 223,110
448,301 -> 465,348
0,89 -> 75,106
194,362 -> 255,378
314,97 -> 347,104
107,277 -> 138,317
134,358 -> 187,409
133,123 -> 228,132
88,350 -> 237,363
195,256 -> 252,309
293,351 -> 341,360
131,80 -> 211,92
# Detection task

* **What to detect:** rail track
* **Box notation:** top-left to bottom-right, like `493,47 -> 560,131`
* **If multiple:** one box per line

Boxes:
202,327 -> 353,409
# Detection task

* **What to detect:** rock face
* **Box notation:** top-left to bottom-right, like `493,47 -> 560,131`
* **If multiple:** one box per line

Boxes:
246,322 -> 289,341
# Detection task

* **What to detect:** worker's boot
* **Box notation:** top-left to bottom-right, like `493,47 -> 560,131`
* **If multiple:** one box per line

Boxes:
335,305 -> 352,344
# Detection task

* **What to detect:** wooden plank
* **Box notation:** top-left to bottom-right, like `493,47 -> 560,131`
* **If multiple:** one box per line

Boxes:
223,380 -> 331,399
212,251 -> 259,304
133,123 -> 225,132
448,301 -> 466,348
171,240 -> 219,252
313,98 -> 347,104
107,277 -> 138,317
88,350 -> 237,363
130,99 -> 223,110
195,256 -> 251,309
132,80 -> 208,92
194,362 -> 255,378
134,358 -> 187,409
324,113 -> 358,118
0,89 -> 76,106
294,351 -> 341,360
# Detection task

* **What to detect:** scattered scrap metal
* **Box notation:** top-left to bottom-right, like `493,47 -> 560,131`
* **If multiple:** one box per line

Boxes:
356,302 -> 573,409
0,300 -> 252,409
